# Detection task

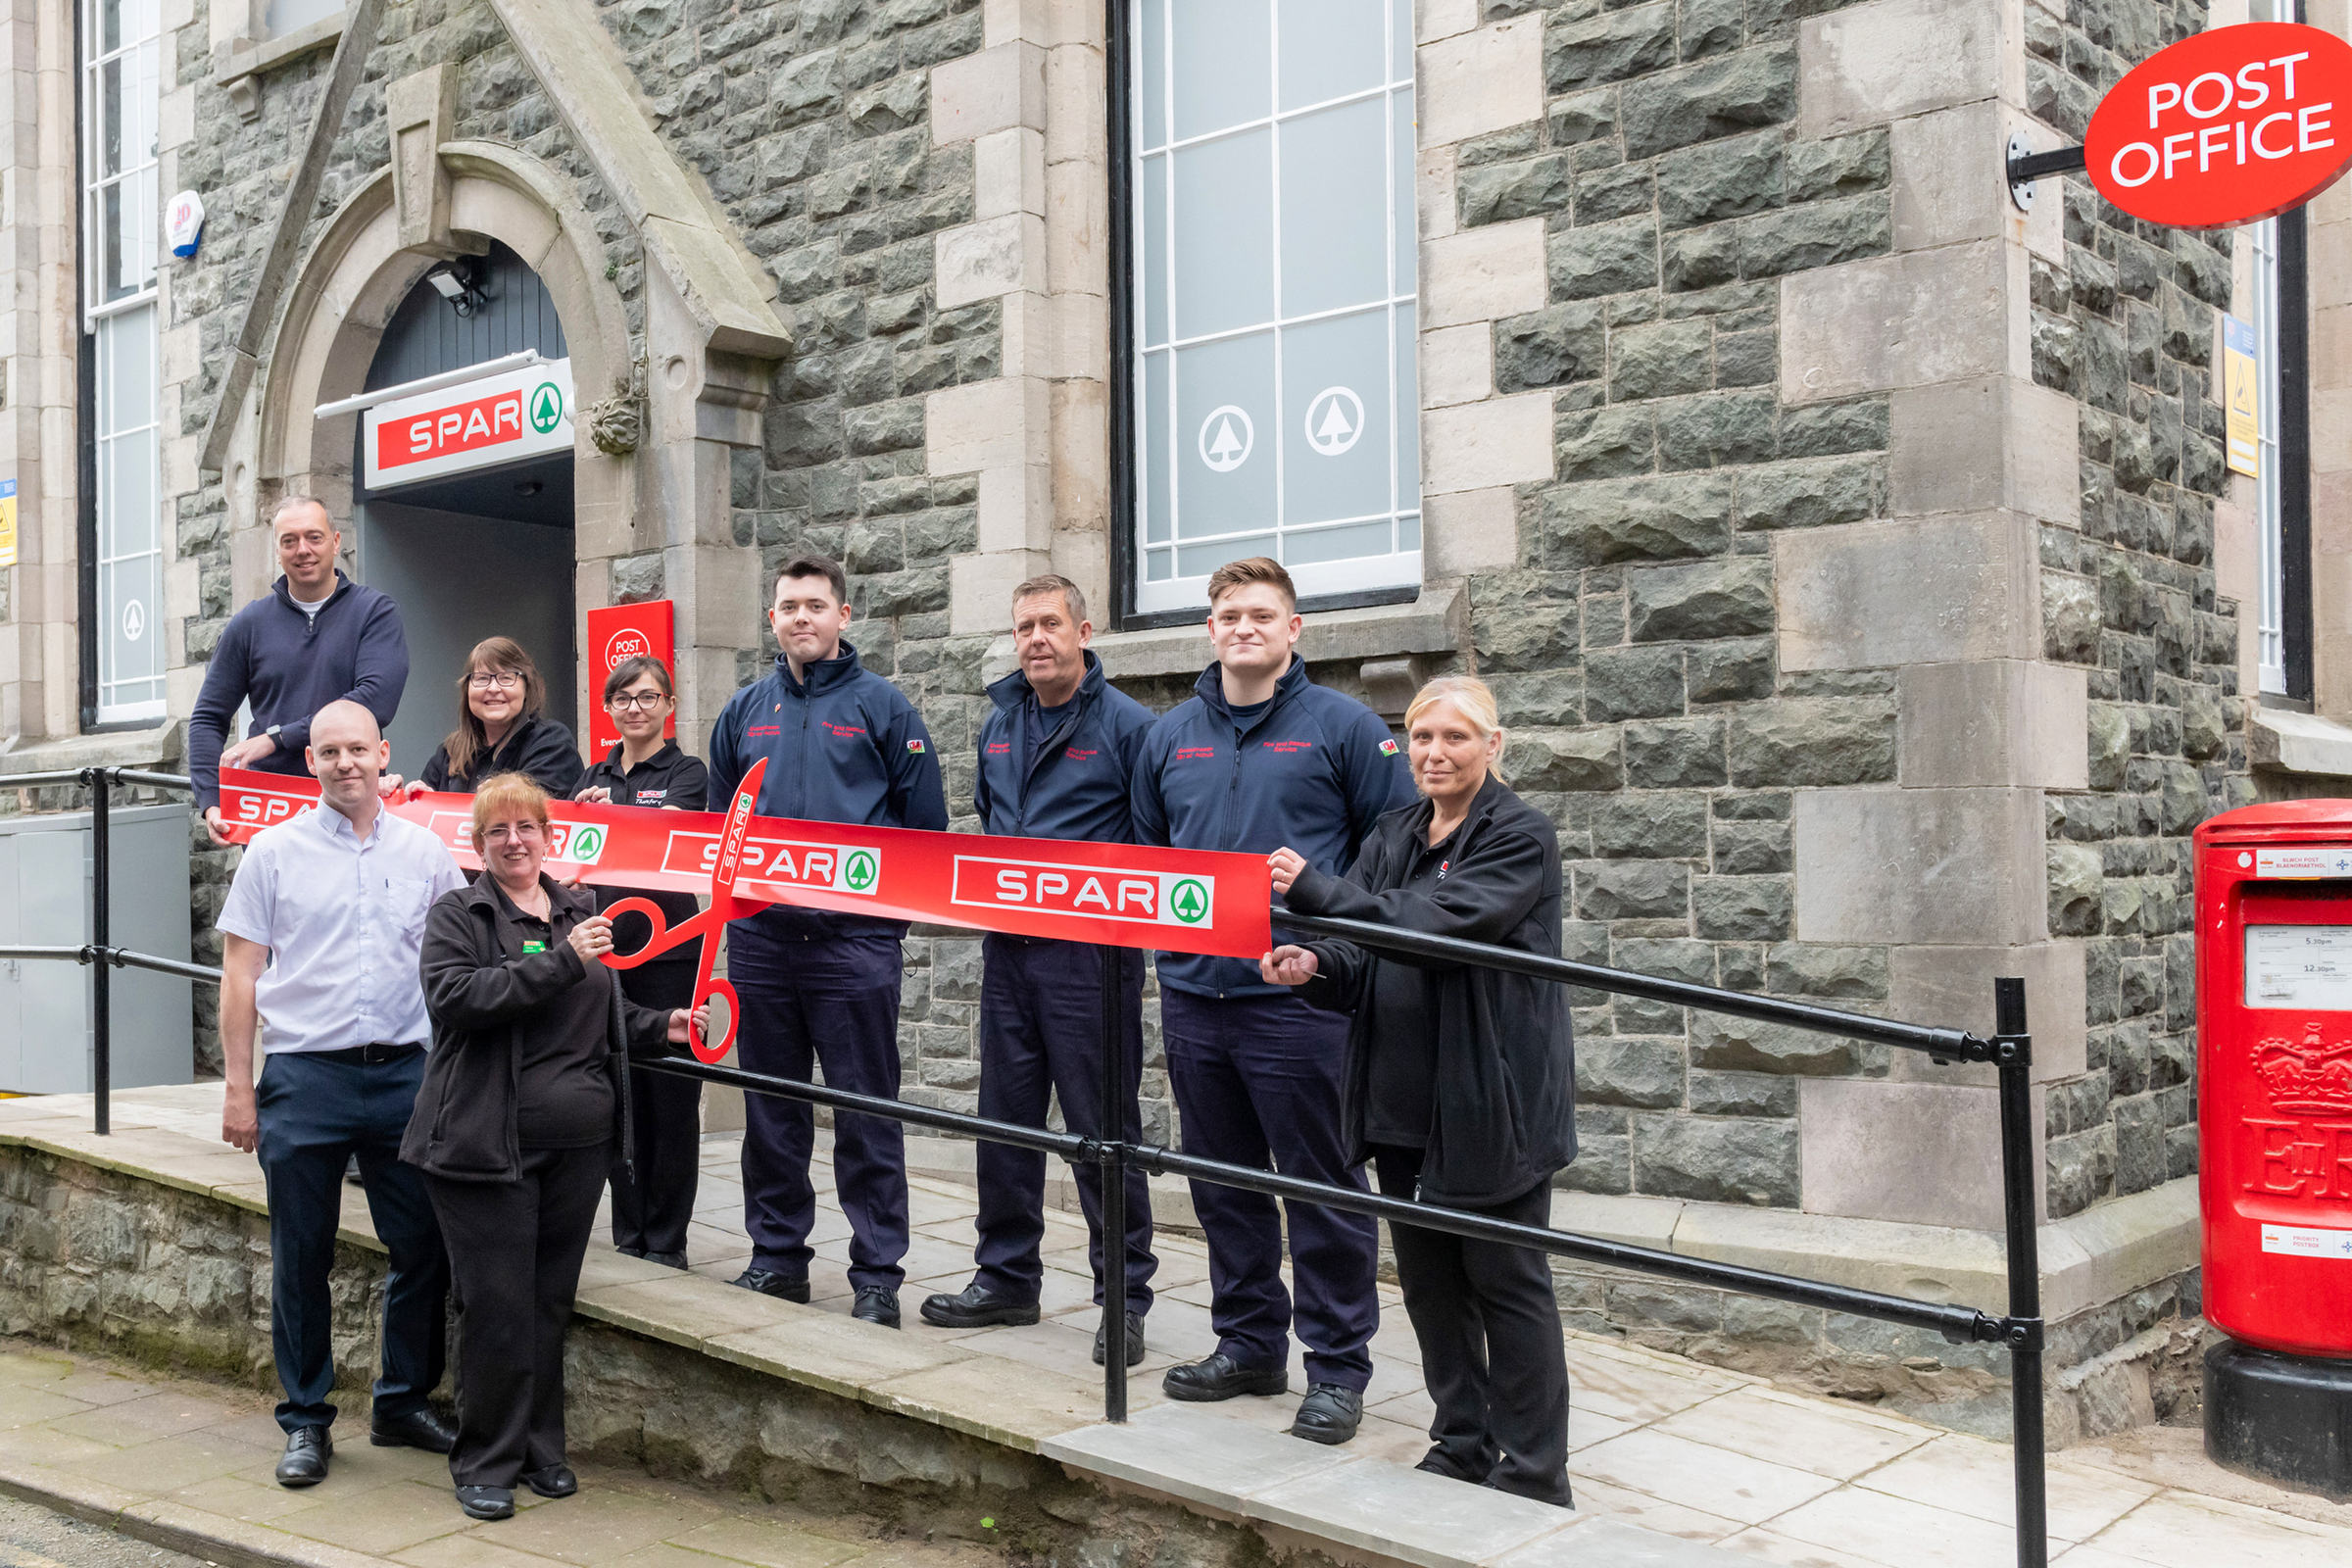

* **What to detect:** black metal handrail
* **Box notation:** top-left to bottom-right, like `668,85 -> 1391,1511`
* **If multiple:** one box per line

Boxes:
0,763 -> 2053,1568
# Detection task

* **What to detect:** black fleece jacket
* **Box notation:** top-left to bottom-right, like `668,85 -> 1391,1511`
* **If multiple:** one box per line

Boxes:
419,711 -> 586,799
403,876 -> 672,1183
1288,775 -> 1577,1207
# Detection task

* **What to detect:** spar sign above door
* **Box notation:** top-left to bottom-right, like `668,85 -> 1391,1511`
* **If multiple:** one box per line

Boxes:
2084,22 -> 2352,228
363,358 -> 574,488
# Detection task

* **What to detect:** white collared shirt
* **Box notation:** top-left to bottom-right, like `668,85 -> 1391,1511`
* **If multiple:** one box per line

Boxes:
216,805 -> 466,1054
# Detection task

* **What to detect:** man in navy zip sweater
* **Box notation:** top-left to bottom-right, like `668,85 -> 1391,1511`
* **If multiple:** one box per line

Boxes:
1131,558 -> 1415,1445
190,498 -> 410,844
708,555 -> 947,1327
919,575 -> 1159,1362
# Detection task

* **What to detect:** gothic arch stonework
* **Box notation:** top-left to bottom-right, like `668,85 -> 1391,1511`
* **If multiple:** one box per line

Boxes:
244,134 -> 775,745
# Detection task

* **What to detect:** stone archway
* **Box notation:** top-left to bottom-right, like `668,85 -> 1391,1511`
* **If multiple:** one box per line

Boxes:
244,133 -> 769,747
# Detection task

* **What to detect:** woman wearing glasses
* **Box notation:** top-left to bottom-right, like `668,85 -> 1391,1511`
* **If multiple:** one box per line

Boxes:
412,637 -> 585,798
407,773 -> 707,1521
574,656 -> 709,1269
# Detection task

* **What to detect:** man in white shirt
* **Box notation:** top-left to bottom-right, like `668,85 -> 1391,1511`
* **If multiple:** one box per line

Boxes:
218,700 -> 465,1488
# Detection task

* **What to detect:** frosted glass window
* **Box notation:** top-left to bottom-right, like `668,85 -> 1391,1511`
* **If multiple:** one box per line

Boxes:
1129,0 -> 1420,614
82,0 -> 165,721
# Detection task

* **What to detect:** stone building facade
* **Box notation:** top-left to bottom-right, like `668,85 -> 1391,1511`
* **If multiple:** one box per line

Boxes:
5,0 -> 2345,1436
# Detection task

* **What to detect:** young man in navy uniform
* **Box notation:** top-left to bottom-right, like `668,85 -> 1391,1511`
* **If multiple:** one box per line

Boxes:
709,555 -> 948,1326
1131,557 -> 1414,1445
919,574 -> 1160,1363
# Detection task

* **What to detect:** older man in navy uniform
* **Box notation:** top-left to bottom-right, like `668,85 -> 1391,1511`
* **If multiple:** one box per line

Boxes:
919,574 -> 1159,1364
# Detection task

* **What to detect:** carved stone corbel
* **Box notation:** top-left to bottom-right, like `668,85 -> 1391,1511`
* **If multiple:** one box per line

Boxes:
386,66 -> 467,259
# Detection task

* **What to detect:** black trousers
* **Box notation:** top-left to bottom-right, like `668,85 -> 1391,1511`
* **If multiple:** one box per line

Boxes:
1372,1145 -> 1572,1507
425,1144 -> 609,1488
609,963 -> 701,1257
255,1050 -> 448,1432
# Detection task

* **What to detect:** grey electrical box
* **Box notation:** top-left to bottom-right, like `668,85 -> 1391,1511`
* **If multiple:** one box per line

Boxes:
0,805 -> 194,1093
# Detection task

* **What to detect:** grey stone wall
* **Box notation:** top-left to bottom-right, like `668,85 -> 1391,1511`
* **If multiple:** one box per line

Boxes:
2026,0 -> 2242,1218
1443,0 -> 1904,1208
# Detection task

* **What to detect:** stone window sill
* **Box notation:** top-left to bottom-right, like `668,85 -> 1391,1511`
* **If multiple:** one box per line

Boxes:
0,721 -> 183,777
214,14 -> 346,120
2249,708 -> 2352,777
983,581 -> 1468,689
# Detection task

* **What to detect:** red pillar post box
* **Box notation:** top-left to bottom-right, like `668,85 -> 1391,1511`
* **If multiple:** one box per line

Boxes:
2192,802 -> 2352,1498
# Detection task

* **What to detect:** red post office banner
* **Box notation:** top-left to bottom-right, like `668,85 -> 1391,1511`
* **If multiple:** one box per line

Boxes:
584,599 -> 677,755
2086,22 -> 2352,227
217,767 -> 1274,961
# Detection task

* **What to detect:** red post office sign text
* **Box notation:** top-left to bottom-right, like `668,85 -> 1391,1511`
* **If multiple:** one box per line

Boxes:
2086,22 -> 2352,228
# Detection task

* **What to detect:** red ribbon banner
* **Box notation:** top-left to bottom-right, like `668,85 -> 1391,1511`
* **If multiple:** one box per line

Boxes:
218,767 -> 1273,962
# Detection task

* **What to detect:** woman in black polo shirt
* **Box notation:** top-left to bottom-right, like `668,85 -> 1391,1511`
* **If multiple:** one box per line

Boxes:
575,656 -> 709,1268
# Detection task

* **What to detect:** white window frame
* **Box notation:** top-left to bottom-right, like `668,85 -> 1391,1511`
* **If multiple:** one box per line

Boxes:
82,0 -> 166,723
2252,215 -> 2286,697
1125,0 -> 1422,616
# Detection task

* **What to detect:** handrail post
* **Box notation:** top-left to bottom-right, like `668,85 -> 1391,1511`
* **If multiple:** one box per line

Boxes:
87,767 -> 112,1137
1099,944 -> 1129,1421
1994,976 -> 2045,1568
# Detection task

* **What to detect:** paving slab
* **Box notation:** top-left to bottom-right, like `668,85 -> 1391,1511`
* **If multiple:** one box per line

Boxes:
1040,1403 -> 1356,1516
1245,1450 -> 1572,1568
1489,1517 -> 1769,1568
702,1314 -> 975,1405
574,1274 -> 809,1351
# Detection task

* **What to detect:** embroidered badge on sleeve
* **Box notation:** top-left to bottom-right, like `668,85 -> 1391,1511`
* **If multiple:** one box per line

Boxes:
907,739 -> 926,754
1379,738 -> 1400,756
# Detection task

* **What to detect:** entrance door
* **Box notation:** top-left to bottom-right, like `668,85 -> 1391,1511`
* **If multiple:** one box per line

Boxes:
362,502 -> 575,776
351,242 -> 577,781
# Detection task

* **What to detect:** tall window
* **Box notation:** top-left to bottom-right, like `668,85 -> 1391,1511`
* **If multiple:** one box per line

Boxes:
2252,215 -> 2286,696
83,0 -> 164,722
1125,0 -> 1420,616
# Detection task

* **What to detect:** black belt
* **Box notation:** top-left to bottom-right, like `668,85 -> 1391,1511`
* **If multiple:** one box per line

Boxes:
308,1042 -> 424,1065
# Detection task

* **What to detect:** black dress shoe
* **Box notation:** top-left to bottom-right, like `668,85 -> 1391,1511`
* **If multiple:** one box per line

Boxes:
274,1426 -> 331,1487
645,1250 -> 689,1269
615,1246 -> 645,1259
1162,1352 -> 1287,1401
370,1405 -> 458,1453
919,1281 -> 1041,1328
1093,1311 -> 1147,1367
521,1464 -> 577,1498
1415,1449 -> 1492,1484
1290,1383 -> 1363,1446
851,1286 -> 901,1328
456,1485 -> 514,1521
730,1268 -> 810,1302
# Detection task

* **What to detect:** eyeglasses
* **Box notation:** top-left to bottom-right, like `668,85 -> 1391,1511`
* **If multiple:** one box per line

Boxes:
478,822 -> 544,845
467,671 -> 523,691
608,692 -> 668,711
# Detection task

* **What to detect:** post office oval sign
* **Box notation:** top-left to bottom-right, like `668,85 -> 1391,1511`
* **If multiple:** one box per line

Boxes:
2086,21 -> 2352,228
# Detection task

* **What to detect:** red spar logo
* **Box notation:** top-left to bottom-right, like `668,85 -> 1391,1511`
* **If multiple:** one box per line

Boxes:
232,786 -> 314,826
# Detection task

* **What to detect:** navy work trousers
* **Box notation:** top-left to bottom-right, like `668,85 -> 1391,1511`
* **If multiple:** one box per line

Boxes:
255,1049 -> 448,1432
972,936 -> 1156,1313
608,962 -> 701,1258
1158,988 -> 1378,1391
731,923 -> 909,1291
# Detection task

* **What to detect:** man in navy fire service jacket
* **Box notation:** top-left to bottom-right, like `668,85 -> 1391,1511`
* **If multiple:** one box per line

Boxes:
1130,556 -> 1415,1446
918,574 -> 1160,1365
708,554 -> 948,1328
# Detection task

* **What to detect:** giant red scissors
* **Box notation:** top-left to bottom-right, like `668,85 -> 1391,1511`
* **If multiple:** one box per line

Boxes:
598,758 -> 765,1063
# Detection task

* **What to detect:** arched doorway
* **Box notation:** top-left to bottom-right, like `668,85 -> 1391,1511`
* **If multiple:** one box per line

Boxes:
352,241 -> 577,773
